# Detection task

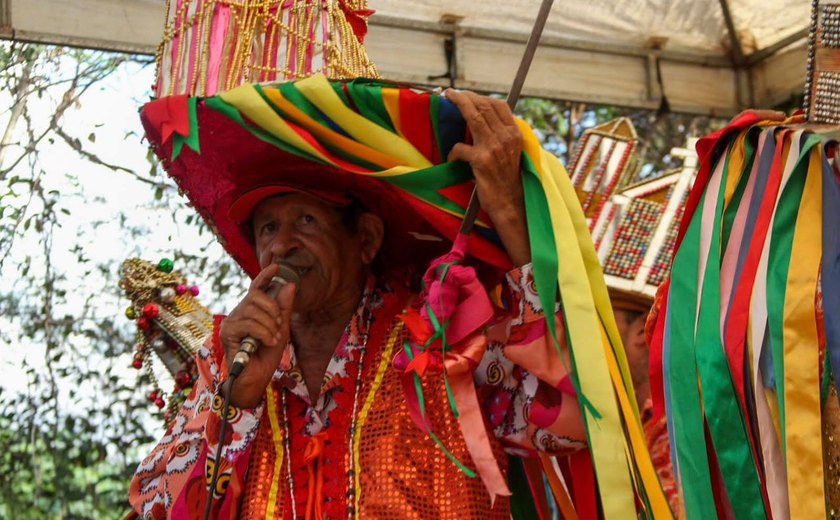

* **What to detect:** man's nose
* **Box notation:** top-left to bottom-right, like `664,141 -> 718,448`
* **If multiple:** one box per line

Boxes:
269,226 -> 302,259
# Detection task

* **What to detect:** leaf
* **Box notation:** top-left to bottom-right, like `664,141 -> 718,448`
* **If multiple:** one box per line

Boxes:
87,132 -> 95,143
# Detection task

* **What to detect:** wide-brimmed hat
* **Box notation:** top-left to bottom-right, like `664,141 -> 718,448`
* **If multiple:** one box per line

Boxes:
143,0 -> 514,278
141,77 -> 512,278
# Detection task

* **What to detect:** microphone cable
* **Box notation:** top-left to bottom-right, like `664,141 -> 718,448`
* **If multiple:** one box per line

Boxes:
203,263 -> 299,520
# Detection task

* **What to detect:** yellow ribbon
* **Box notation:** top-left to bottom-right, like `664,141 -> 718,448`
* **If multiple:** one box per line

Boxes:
783,145 -> 825,519
295,75 -> 432,168
519,121 -> 640,518
220,85 -> 332,165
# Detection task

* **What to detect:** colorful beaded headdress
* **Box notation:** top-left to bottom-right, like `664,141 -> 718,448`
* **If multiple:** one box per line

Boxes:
569,117 -> 641,222
154,0 -> 377,98
568,118 -> 699,311
119,258 -> 212,425
804,0 -> 840,124
141,0 -> 671,515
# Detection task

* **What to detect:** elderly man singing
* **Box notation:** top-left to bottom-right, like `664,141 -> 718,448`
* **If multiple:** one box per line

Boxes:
130,78 -> 590,518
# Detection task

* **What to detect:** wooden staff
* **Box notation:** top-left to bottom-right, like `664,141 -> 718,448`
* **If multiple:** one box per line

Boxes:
459,0 -> 555,235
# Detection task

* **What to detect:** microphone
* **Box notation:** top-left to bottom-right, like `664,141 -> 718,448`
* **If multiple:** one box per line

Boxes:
228,262 -> 300,378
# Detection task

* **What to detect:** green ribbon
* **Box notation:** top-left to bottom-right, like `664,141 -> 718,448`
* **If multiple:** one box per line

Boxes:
667,186 -> 717,518
693,138 -> 766,519
521,153 -> 599,420
171,96 -> 200,161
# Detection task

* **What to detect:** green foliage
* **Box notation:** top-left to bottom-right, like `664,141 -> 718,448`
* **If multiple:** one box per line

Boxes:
0,42 -> 245,518
517,98 -> 728,181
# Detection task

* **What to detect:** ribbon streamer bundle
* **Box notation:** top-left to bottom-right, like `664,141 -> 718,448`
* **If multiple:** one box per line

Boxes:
648,114 -> 840,519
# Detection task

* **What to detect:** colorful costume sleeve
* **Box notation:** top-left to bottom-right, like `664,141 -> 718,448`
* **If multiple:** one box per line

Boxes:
476,263 -> 587,454
129,324 -> 263,520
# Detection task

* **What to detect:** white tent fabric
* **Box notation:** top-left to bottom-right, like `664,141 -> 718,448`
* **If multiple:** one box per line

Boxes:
0,0 -> 813,114
371,0 -> 808,58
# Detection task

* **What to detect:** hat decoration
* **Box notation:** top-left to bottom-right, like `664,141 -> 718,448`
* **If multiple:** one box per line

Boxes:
142,0 -> 671,515
154,0 -> 377,99
120,258 -> 212,426
804,0 -> 840,124
568,117 -> 641,223
646,2 -> 840,516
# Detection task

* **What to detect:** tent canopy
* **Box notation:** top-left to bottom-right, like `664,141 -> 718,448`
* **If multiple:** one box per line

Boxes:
0,0 -> 810,115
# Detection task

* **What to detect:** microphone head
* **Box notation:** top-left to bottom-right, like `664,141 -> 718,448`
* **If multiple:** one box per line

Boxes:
276,262 -> 300,284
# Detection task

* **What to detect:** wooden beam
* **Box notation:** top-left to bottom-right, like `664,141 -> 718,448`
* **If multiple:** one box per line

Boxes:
750,41 -> 808,108
0,0 -> 806,116
0,0 -> 162,54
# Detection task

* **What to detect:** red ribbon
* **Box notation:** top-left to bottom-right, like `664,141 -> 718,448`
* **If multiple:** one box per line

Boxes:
142,95 -> 191,145
338,0 -> 375,43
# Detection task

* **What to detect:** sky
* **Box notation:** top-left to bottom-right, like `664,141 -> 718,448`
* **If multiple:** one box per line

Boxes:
0,55 -> 243,439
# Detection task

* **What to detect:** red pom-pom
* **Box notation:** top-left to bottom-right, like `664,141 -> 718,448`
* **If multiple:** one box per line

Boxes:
154,397 -> 165,409
137,317 -> 151,331
175,370 -> 191,387
132,357 -> 143,369
189,285 -> 200,296
142,303 -> 160,319
148,390 -> 158,401
175,284 -> 187,296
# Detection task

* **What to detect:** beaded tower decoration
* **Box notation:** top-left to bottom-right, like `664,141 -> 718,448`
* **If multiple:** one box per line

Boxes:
567,117 -> 641,224
804,0 -> 840,124
592,140 -> 699,305
154,0 -> 378,98
567,118 -> 698,307
120,258 -> 213,426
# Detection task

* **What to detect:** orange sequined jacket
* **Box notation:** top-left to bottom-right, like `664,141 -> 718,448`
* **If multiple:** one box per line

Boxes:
129,265 -> 586,519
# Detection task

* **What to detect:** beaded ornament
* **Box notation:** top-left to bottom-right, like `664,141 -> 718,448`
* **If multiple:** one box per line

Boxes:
155,0 -> 379,98
805,0 -> 840,124
119,257 -> 213,425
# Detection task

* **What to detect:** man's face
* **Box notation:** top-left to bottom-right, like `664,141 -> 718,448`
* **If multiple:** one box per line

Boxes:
251,193 -> 373,314
614,308 -> 649,392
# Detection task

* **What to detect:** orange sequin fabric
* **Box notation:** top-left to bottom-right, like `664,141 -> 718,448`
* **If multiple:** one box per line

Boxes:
356,355 -> 510,518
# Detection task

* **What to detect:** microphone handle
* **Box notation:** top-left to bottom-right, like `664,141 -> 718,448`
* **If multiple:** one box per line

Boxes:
229,264 -> 299,378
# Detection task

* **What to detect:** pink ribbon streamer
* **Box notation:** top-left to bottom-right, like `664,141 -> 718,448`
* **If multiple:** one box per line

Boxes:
395,233 -> 511,503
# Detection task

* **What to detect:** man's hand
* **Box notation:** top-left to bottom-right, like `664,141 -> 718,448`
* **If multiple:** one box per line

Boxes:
445,89 -> 531,266
218,263 -> 296,408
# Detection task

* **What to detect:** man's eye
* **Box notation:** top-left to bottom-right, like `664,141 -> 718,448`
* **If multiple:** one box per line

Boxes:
259,222 -> 276,235
298,214 -> 315,226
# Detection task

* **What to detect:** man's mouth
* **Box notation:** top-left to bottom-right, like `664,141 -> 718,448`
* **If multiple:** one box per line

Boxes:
283,264 -> 310,279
